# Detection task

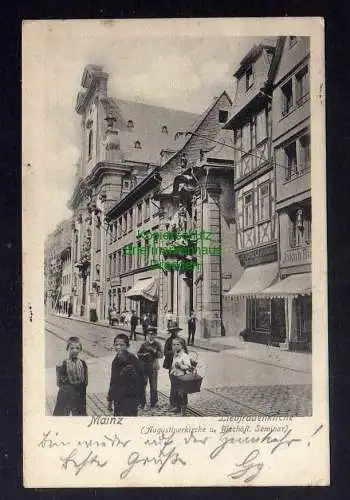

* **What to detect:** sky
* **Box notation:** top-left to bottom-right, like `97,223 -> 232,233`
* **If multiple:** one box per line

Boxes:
35,21 -> 275,235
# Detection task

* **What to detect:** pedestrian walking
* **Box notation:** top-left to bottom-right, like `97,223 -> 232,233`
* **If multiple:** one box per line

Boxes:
68,302 -> 73,318
53,336 -> 88,416
170,337 -> 192,415
130,310 -> 138,341
107,334 -> 144,417
110,306 -> 117,326
141,312 -> 151,341
187,310 -> 196,346
163,325 -> 188,410
137,327 -> 163,408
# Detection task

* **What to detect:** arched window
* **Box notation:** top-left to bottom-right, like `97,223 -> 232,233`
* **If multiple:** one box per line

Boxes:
88,130 -> 93,159
127,120 -> 134,129
134,140 -> 141,149
161,125 -> 168,134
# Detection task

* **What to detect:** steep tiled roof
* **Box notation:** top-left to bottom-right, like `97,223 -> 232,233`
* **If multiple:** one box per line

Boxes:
108,98 -> 199,164
205,129 -> 235,162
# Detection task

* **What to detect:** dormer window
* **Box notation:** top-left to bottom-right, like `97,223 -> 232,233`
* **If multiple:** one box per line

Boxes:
122,179 -> 130,191
219,110 -> 229,123
127,120 -> 134,129
246,67 -> 254,91
161,125 -> 168,134
289,36 -> 298,48
134,140 -> 141,149
174,131 -> 183,141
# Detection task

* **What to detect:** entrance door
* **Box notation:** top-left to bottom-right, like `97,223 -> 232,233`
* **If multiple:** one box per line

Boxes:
271,298 -> 286,343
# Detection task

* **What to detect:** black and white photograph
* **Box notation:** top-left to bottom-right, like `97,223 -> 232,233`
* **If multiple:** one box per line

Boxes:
23,18 -> 328,487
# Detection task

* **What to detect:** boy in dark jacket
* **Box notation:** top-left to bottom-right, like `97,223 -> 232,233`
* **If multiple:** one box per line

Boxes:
107,333 -> 144,416
137,328 -> 163,408
130,310 -> 138,341
53,336 -> 88,416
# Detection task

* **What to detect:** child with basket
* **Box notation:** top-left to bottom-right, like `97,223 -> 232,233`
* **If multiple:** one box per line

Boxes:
169,338 -> 193,415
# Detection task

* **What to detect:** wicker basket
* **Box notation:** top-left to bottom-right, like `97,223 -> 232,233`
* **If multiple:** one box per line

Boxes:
176,372 -> 203,394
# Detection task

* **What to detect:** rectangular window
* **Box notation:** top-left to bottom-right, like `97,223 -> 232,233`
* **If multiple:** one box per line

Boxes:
118,218 -> 122,238
122,179 -> 130,191
243,192 -> 254,228
285,142 -> 297,180
296,66 -> 309,106
137,204 -> 142,225
128,209 -> 133,231
218,110 -> 229,123
109,224 -> 113,244
246,67 -> 254,91
250,298 -> 271,331
113,222 -> 118,241
144,239 -> 150,266
122,248 -> 126,272
128,247 -> 133,270
96,223 -> 101,251
145,198 -> 150,221
281,80 -> 293,116
123,213 -> 127,235
256,109 -> 267,144
108,254 -> 112,275
117,250 -> 121,273
258,183 -> 270,221
299,134 -> 311,172
112,252 -> 116,275
242,123 -> 251,152
136,241 -> 142,268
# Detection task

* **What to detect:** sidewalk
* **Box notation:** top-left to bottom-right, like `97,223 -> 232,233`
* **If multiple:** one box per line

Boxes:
51,313 -> 311,374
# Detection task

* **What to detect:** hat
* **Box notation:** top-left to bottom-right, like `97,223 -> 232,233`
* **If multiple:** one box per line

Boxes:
167,325 -> 183,333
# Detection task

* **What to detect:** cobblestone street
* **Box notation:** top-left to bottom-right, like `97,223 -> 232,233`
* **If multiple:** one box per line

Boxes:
46,314 -> 312,417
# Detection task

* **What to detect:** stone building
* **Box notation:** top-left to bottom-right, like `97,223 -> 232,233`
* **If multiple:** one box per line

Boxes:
224,41 -> 281,345
104,91 -> 233,337
68,65 -> 198,320
259,36 -> 311,351
44,219 -> 72,312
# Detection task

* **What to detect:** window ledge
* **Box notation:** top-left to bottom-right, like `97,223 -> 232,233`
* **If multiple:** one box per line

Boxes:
283,167 -> 310,184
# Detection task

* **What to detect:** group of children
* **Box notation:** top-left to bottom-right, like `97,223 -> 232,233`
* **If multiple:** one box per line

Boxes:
53,327 -> 193,417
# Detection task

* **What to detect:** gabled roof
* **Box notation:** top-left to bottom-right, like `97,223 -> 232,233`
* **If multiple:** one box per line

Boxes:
108,98 -> 199,165
233,42 -> 276,78
266,36 -> 286,86
159,91 -> 232,168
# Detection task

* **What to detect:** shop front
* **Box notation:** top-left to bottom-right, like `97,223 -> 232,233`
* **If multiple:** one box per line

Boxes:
125,276 -> 159,326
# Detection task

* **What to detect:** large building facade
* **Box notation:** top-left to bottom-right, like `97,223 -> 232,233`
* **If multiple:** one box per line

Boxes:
45,37 -> 312,352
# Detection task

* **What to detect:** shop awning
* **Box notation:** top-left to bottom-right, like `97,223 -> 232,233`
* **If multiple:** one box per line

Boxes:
125,278 -> 158,302
258,273 -> 312,298
226,262 -> 278,297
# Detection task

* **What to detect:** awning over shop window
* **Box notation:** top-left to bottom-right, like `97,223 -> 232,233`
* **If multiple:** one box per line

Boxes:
226,262 -> 278,297
125,278 -> 159,302
257,273 -> 312,298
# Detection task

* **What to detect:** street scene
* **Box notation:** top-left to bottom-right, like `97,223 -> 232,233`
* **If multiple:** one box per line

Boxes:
46,313 -> 311,417
44,33 -> 313,418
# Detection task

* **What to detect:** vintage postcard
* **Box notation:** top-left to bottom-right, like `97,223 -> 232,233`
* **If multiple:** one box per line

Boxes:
22,18 -> 328,487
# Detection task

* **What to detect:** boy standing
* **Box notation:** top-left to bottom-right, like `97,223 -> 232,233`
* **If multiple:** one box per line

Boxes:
53,336 -> 88,416
137,328 -> 163,408
170,338 -> 192,415
187,311 -> 197,346
107,333 -> 144,416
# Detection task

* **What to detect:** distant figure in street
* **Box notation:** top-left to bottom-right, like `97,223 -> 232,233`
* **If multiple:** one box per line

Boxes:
141,312 -> 151,341
130,310 -> 138,341
107,333 -> 144,416
187,310 -> 196,346
53,336 -> 88,416
108,305 -> 113,325
165,310 -> 176,329
110,307 -> 118,326
163,325 -> 188,410
68,302 -> 73,318
137,328 -> 163,408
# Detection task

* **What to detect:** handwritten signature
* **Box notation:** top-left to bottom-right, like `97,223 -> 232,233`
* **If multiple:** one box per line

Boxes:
209,429 -> 301,460
59,448 -> 108,476
120,441 -> 186,479
227,449 -> 264,483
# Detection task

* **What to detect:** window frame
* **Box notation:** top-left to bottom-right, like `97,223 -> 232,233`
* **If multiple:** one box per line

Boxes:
257,182 -> 271,222
243,190 -> 254,229
245,66 -> 254,91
